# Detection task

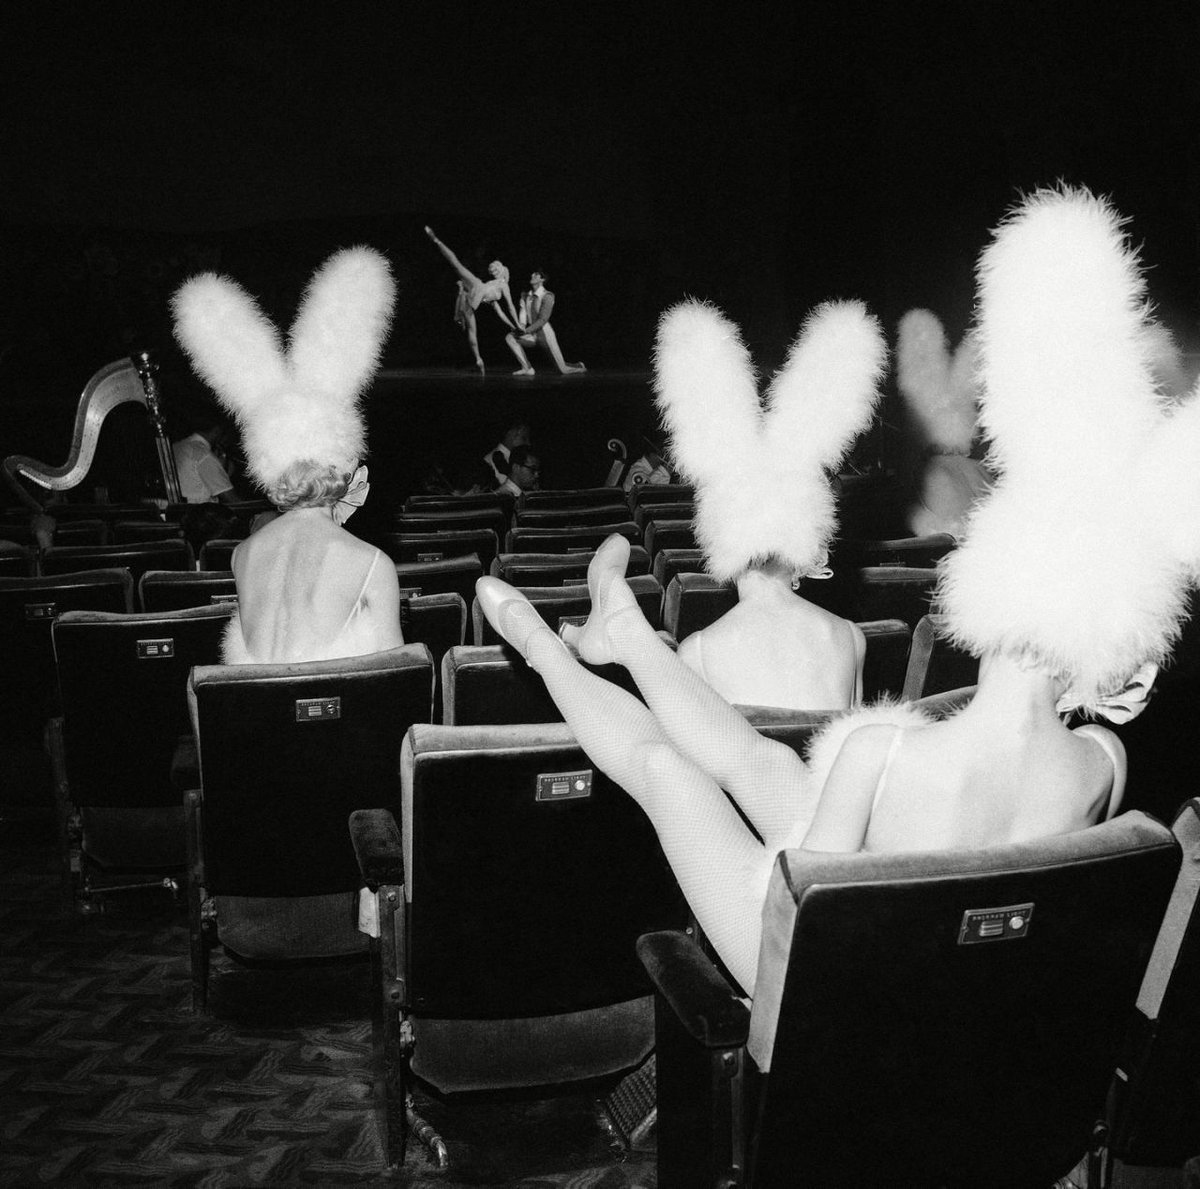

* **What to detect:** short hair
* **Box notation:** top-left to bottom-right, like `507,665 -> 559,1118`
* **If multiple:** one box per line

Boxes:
489,261 -> 509,283
531,268 -> 549,285
267,459 -> 352,510
505,445 -> 540,473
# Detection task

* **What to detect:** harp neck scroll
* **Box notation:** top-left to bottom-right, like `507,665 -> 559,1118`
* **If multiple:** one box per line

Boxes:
3,353 -> 183,510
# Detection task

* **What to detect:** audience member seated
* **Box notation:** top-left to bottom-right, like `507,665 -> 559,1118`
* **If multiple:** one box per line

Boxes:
173,244 -> 401,948
483,421 -> 532,483
494,444 -> 542,499
654,297 -> 885,708
172,414 -> 240,505
174,246 -> 400,666
476,187 -> 1200,997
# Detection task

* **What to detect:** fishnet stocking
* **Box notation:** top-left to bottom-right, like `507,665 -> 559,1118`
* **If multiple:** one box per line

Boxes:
506,596 -> 797,994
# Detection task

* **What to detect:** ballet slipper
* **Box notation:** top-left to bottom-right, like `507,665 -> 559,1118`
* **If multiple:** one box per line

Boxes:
558,534 -> 639,664
475,576 -> 557,662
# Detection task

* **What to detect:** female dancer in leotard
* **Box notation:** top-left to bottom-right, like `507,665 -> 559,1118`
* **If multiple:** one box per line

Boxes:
424,226 -> 521,374
476,187 -> 1200,996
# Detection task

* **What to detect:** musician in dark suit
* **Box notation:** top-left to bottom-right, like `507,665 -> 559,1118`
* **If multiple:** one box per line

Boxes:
505,270 -> 586,376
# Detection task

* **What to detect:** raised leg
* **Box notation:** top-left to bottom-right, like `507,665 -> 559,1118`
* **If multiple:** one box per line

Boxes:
477,576 -> 791,993
561,536 -> 812,845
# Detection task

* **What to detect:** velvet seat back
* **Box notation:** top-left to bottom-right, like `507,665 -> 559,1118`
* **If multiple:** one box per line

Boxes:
53,604 -> 232,810
747,813 -> 1179,1186
188,645 -> 433,897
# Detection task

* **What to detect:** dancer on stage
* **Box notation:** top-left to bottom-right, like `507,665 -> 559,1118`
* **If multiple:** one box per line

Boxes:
506,269 -> 586,375
424,226 -> 521,374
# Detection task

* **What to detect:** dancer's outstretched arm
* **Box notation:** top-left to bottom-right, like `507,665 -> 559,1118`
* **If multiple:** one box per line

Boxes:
424,226 -> 480,287
476,576 -> 780,994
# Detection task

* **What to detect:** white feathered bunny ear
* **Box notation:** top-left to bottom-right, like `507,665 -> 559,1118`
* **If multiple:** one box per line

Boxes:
172,246 -> 395,494
896,308 -> 980,455
654,298 -> 886,583
938,185 -> 1199,713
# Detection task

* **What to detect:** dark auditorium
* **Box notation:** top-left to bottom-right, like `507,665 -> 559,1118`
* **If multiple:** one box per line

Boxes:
5,8 -> 1200,1187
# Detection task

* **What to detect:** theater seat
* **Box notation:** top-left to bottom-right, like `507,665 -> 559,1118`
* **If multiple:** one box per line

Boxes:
380,527 -> 499,571
859,617 -> 912,701
393,555 -> 483,606
504,521 -> 640,555
441,638 -> 674,726
492,545 -> 652,587
48,602 -> 233,909
512,505 -> 635,528
1099,799 -> 1200,1184
138,569 -> 238,612
652,547 -> 707,588
389,506 -> 509,539
643,518 -> 698,557
849,565 -> 939,630
184,645 -> 435,1013
516,486 -> 629,511
627,483 -> 694,509
639,811 -> 1179,1187
0,540 -> 34,576
662,572 -> 737,641
901,612 -> 980,701
471,574 -> 663,645
198,538 -> 241,571
860,532 -> 957,568
0,569 -> 134,814
349,720 -> 688,1167
110,519 -> 186,544
41,539 -> 195,583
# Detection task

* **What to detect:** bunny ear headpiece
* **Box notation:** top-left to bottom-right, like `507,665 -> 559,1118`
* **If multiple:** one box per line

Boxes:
896,308 -> 981,455
654,299 -> 887,584
938,185 -> 1200,714
171,246 -> 395,495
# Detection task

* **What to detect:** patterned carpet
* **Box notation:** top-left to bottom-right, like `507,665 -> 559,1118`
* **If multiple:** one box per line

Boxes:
0,814 -> 656,1188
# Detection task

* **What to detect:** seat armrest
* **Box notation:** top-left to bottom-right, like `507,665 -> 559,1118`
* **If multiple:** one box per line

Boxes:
349,808 -> 404,890
637,930 -> 750,1049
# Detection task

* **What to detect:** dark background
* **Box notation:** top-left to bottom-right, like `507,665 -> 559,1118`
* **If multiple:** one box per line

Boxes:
2,4 -> 1199,473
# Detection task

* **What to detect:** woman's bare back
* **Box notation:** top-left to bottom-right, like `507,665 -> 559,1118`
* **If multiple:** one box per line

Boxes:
678,594 -> 864,709
806,708 -> 1122,858
230,511 -> 402,663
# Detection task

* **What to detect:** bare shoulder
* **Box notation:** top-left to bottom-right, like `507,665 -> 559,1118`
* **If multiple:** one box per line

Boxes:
1070,722 -> 1126,775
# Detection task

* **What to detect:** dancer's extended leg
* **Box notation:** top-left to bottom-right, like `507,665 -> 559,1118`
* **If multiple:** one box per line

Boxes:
476,576 -> 775,993
560,536 -> 811,845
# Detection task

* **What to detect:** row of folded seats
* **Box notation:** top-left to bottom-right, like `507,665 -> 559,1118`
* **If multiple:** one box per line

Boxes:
0,562 -> 978,817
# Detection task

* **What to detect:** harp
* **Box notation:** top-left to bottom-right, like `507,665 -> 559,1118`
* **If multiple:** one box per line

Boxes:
3,352 -> 182,510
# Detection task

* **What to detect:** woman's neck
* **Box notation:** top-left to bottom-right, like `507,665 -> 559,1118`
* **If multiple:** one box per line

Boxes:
962,650 -> 1063,730
283,504 -> 336,523
734,565 -> 796,604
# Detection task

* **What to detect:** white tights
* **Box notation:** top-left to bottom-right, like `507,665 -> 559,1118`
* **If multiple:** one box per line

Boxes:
497,570 -> 812,994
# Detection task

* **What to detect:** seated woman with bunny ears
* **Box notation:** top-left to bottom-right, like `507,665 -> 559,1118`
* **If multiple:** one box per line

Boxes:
476,188 -> 1195,997
655,300 -> 885,711
172,246 -> 403,665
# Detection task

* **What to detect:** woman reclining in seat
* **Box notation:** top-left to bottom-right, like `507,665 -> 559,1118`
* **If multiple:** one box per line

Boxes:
475,186 -> 1199,996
